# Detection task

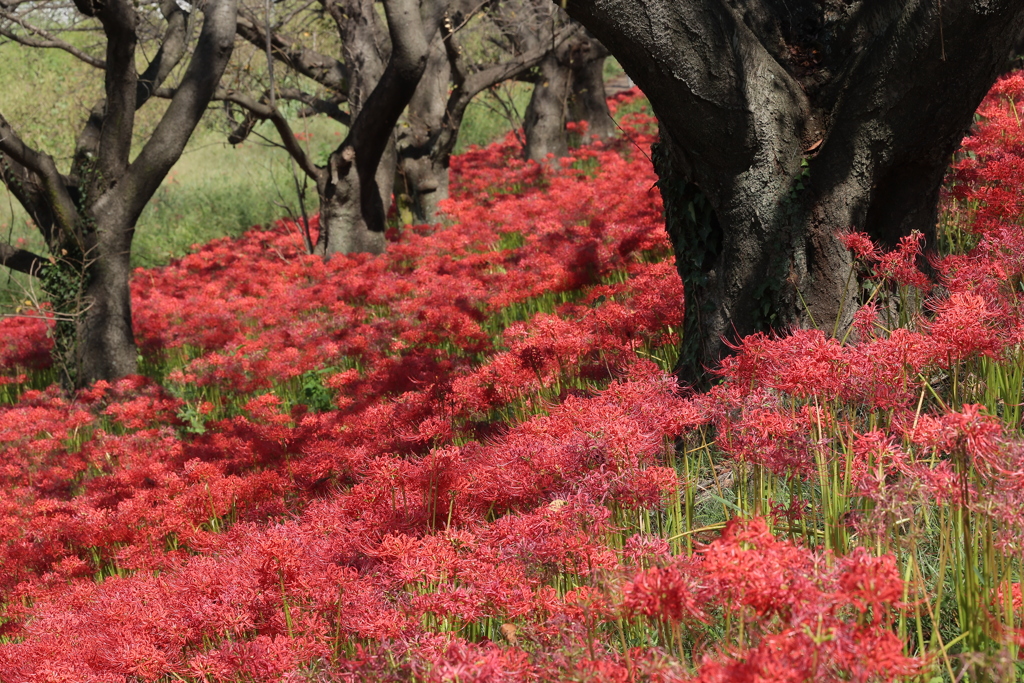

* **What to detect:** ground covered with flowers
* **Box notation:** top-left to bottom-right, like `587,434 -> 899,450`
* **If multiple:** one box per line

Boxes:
0,82 -> 1023,681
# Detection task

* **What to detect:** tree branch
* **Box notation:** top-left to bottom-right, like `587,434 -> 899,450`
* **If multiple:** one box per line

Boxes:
0,113 -> 79,242
236,13 -> 349,93
442,12 -> 468,86
340,0 -> 445,232
217,89 -> 323,180
0,10 -> 106,68
462,23 -> 578,99
95,0 -> 139,185
425,21 -> 579,164
227,88 -> 347,138
263,87 -> 349,124
150,82 -> 334,177
0,154 -> 60,250
136,0 -> 189,108
107,0 -> 237,224
0,242 -> 47,277
279,88 -> 349,124
69,0 -> 190,180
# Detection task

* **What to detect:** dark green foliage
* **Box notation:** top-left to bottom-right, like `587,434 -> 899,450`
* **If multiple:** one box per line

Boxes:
299,368 -> 336,413
40,250 -> 86,388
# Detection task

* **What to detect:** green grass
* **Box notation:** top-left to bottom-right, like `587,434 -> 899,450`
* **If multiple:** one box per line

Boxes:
130,125 -> 328,268
454,81 -> 534,154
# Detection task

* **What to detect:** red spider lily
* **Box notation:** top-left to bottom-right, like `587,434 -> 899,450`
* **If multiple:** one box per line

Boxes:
621,557 -> 708,625
0,81 -> 972,680
839,230 -> 880,262
874,231 -> 933,291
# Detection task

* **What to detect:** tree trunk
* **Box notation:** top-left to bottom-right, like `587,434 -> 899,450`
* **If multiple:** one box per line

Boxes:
317,149 -> 389,254
397,151 -> 449,224
1,0 -> 236,387
568,40 -> 613,143
565,0 -> 1024,388
396,34 -> 451,224
312,0 -> 443,256
391,10 -> 577,224
75,223 -> 137,383
523,47 -> 573,162
315,138 -> 396,256
653,131 -> 855,389
312,0 -> 391,256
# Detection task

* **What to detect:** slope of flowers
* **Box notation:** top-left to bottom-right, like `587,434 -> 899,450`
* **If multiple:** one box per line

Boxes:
1,78 -> 1023,681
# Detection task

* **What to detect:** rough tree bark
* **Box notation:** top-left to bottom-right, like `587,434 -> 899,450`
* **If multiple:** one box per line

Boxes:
313,0 -> 397,254
523,27 -> 613,160
395,33 -> 452,224
229,0 -> 445,255
567,37 -> 613,143
564,0 -> 1024,388
523,42 -> 574,162
394,1 -> 577,223
0,0 -> 236,386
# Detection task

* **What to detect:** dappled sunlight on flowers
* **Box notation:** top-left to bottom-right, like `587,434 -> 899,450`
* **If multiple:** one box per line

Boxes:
5,77 -> 1024,680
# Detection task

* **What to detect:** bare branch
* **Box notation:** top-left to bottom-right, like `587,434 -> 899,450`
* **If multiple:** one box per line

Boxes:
69,0 -> 190,179
0,9 -> 106,67
282,88 -> 350,125
463,23 -> 579,96
340,0 -> 445,232
108,0 -> 238,224
0,113 -> 79,241
218,89 -> 323,180
236,14 -> 349,93
265,0 -> 318,30
0,242 -> 47,277
95,0 -> 140,184
136,0 -> 189,108
424,22 -> 581,164
0,155 -> 61,250
444,0 -> 489,36
441,12 -> 468,85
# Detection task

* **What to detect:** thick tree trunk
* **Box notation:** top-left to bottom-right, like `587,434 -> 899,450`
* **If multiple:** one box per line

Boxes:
75,224 -> 137,383
0,0 -> 235,387
313,0 -> 443,256
397,152 -> 449,224
392,10 -> 577,224
313,0 -> 391,256
523,48 -> 573,162
525,30 -> 614,159
317,150 -> 389,254
568,43 -> 613,143
653,131 -> 855,388
315,138 -> 395,256
565,0 -> 1024,387
396,34 -> 451,224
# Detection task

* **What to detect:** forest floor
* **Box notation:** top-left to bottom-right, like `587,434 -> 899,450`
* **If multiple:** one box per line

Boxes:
0,77 -> 1023,681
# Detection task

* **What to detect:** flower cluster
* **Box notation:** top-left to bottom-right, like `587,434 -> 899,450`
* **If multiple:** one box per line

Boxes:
7,76 -> 1024,680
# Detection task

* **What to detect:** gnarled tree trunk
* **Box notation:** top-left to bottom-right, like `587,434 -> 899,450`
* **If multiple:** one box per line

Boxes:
394,5 -> 581,223
565,0 -> 1024,388
524,28 -> 614,160
568,37 -> 613,143
233,0 -> 444,256
396,33 -> 451,224
313,0 -> 394,255
523,44 -> 573,162
0,0 -> 236,386
76,223 -> 137,381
